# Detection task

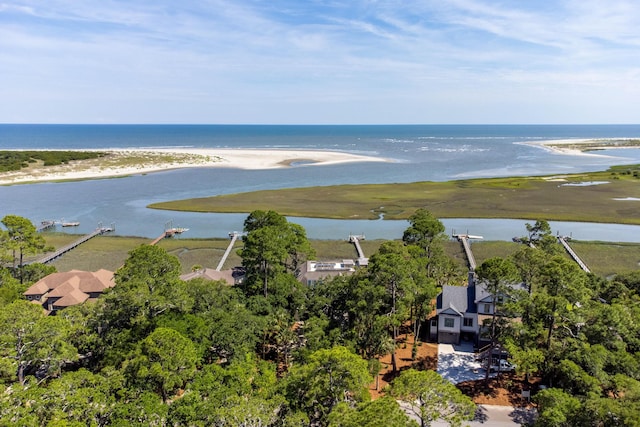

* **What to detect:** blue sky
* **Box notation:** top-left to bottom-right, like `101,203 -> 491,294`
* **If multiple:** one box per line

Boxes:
1,0 -> 639,124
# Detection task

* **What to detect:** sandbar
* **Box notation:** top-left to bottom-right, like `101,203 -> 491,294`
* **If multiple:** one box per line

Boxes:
520,138 -> 640,157
0,148 -> 390,186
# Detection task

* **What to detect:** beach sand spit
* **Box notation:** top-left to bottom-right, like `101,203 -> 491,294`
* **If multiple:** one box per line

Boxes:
520,138 -> 640,157
0,148 -> 389,185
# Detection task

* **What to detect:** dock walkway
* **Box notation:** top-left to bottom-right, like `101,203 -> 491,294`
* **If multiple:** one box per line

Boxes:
348,234 -> 368,266
150,227 -> 189,246
558,236 -> 591,273
217,232 -> 240,271
453,233 -> 482,271
36,220 -> 56,232
31,227 -> 113,265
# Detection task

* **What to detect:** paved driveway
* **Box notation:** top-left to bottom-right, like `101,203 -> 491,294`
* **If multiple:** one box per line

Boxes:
435,342 -> 536,426
429,405 -> 537,427
437,342 -> 491,384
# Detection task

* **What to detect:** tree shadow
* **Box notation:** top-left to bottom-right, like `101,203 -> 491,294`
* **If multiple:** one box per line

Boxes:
510,406 -> 537,425
457,376 -> 536,408
411,353 -> 437,371
473,405 -> 489,423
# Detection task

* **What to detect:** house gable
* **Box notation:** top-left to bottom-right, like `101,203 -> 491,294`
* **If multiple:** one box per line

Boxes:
23,269 -> 114,313
440,306 -> 463,317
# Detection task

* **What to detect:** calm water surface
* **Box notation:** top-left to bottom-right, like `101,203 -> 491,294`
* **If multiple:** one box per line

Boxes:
2,124 -> 640,241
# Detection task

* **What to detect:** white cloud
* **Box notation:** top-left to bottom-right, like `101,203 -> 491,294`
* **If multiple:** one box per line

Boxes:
1,0 -> 639,123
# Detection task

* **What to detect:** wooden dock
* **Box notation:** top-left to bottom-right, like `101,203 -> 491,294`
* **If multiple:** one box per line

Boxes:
453,233 -> 482,271
36,220 -> 56,232
150,227 -> 189,246
348,234 -> 368,266
150,232 -> 167,246
216,232 -> 241,271
30,226 -> 113,265
558,236 -> 591,273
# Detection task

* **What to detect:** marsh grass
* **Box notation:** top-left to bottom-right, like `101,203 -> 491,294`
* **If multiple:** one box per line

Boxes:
39,233 -> 640,279
149,166 -> 640,225
43,235 -> 150,272
41,234 -> 387,274
568,241 -> 640,277
468,241 -> 523,265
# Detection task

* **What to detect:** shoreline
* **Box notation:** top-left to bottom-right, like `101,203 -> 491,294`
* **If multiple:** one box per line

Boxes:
0,148 -> 390,186
520,138 -> 640,157
3,139 -> 639,186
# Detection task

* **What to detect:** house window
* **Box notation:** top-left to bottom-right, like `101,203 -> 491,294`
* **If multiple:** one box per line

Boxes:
444,318 -> 455,328
463,317 -> 473,327
483,304 -> 491,314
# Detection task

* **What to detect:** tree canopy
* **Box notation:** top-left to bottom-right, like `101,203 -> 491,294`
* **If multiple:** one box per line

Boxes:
1,211 -> 639,426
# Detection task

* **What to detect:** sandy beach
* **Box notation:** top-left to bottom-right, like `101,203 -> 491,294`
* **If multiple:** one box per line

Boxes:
521,138 -> 640,157
0,148 -> 390,186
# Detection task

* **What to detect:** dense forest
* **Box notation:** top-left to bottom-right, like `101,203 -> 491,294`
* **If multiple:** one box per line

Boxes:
0,212 -> 639,426
0,151 -> 106,172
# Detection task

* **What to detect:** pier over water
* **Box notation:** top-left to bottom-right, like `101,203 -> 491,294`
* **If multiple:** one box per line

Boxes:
453,233 -> 483,271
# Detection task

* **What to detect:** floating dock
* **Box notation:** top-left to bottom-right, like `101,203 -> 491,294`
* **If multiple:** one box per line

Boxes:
36,220 -> 56,232
150,220 -> 189,245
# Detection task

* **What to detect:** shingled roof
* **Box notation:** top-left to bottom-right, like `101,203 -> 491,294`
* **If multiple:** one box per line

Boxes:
437,285 -> 471,317
24,269 -> 115,312
180,267 -> 245,286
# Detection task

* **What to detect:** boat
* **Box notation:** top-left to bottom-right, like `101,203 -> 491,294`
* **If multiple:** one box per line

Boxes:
61,222 -> 80,227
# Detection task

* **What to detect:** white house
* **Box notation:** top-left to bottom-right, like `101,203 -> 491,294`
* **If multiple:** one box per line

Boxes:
430,273 -> 525,345
297,260 -> 357,286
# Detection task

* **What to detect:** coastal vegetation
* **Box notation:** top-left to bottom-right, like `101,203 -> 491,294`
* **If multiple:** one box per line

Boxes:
1,213 -> 640,425
0,151 -> 106,172
36,233 -> 640,278
149,164 -> 640,225
0,150 -> 218,185
545,138 -> 640,152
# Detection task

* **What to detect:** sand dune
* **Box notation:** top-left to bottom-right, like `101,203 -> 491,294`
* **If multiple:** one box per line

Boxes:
0,148 -> 390,185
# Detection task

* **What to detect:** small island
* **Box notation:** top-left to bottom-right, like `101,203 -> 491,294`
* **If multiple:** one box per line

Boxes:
149,163 -> 640,225
526,138 -> 640,155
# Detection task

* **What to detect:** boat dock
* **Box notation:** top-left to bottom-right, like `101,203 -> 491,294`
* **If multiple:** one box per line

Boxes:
149,228 -> 188,245
216,232 -> 241,271
348,234 -> 369,266
36,220 -> 56,232
150,221 -> 189,245
453,233 -> 483,271
31,226 -> 114,265
558,236 -> 591,273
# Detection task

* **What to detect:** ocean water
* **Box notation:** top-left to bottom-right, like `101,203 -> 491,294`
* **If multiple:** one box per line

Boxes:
1,124 -> 640,241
